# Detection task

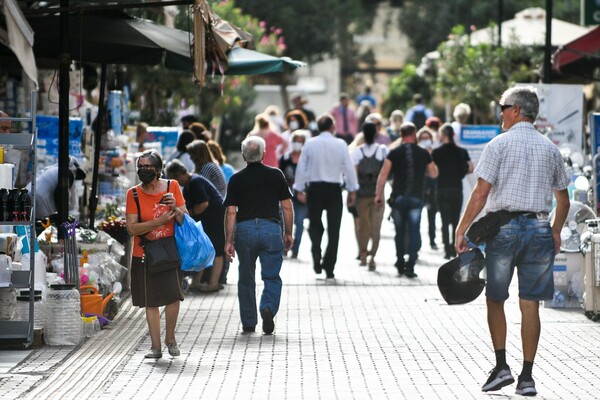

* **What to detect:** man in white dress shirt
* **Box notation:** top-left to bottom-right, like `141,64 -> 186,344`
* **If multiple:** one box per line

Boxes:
294,114 -> 358,280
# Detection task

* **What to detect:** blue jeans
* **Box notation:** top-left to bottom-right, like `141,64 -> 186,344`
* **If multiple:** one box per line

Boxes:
235,219 -> 284,328
292,198 -> 308,255
390,195 -> 424,266
485,215 -> 555,301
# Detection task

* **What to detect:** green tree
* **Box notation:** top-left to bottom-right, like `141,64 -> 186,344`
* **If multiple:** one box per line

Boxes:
381,64 -> 432,117
434,25 -> 543,123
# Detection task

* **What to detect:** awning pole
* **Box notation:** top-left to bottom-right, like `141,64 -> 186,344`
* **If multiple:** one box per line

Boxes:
58,0 -> 70,232
88,63 -> 107,228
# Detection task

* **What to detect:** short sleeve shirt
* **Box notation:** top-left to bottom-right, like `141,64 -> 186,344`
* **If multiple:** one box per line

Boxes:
432,143 -> 471,190
183,174 -> 224,229
475,122 -> 570,213
126,179 -> 185,258
224,162 -> 292,222
387,143 -> 432,200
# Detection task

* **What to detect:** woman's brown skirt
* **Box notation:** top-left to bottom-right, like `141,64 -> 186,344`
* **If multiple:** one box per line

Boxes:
131,256 -> 184,307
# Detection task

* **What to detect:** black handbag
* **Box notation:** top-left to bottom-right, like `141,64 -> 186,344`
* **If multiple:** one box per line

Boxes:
133,182 -> 181,274
466,210 -> 526,245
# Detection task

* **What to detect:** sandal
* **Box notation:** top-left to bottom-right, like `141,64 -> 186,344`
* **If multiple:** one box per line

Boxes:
144,349 -> 162,359
166,342 -> 180,357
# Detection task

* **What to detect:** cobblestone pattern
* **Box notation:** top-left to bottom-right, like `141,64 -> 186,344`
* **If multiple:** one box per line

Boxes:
2,213 -> 600,399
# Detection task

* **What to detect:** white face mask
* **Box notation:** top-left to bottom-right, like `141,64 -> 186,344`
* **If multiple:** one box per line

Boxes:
419,139 -> 433,149
289,121 -> 299,131
291,142 -> 303,152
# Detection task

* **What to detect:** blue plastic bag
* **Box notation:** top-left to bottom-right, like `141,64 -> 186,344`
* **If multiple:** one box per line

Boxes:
175,214 -> 215,272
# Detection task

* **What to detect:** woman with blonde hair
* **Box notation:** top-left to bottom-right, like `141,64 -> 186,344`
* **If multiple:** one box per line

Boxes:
207,140 -> 235,183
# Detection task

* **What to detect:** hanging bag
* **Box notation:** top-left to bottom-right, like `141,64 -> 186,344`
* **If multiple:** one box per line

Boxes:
133,181 -> 181,274
174,213 -> 215,272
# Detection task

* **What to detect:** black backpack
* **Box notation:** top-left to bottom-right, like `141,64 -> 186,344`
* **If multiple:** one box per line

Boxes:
357,147 -> 383,198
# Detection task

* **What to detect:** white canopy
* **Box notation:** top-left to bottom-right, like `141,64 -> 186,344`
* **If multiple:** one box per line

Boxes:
470,7 -> 592,47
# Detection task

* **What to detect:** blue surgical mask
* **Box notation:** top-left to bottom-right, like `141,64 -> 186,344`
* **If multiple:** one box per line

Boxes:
419,139 -> 433,149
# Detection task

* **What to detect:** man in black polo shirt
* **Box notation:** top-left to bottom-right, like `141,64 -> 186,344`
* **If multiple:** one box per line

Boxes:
224,136 -> 293,335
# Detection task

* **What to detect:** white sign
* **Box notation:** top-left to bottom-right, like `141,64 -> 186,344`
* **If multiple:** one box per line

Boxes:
523,83 -> 585,153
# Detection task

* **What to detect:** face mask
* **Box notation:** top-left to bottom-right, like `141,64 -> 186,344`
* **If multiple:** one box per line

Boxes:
291,142 -> 303,152
419,139 -> 432,149
289,121 -> 299,131
137,169 -> 157,184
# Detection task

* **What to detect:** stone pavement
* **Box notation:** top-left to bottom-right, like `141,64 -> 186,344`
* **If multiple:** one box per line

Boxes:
2,209 -> 600,399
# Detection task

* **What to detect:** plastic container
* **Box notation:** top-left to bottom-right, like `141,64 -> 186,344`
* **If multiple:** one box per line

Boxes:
0,288 -> 16,320
82,315 -> 100,338
44,284 -> 82,346
13,289 -> 44,329
0,254 -> 11,287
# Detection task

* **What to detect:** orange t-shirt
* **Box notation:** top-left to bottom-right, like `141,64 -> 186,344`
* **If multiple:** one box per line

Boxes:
126,179 -> 185,258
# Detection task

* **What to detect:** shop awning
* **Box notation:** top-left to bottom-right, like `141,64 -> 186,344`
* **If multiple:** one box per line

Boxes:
552,26 -> 600,78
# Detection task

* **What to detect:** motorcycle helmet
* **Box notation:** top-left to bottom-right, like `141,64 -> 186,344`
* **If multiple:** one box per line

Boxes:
437,248 -> 486,305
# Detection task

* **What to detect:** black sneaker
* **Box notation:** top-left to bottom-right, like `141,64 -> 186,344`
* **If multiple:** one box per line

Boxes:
482,365 -> 515,392
242,326 -> 255,333
515,375 -> 537,396
404,270 -> 418,278
260,308 -> 274,335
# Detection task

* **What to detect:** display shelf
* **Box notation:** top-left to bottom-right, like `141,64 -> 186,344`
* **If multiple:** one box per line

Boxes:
0,91 -> 37,348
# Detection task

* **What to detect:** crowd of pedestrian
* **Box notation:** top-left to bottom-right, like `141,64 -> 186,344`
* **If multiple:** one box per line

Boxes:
123,85 -> 570,397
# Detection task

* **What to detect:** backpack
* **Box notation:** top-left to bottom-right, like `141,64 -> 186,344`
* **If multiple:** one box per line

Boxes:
357,147 -> 384,198
411,109 -> 427,130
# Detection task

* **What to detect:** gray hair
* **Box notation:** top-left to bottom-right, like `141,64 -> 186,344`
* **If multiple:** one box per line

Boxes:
165,159 -> 188,179
390,110 -> 404,121
138,149 -> 163,170
452,103 -> 471,121
500,86 -> 539,120
241,136 -> 266,163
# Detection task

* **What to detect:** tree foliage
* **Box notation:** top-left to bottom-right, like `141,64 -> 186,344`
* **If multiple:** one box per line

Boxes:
381,64 -> 432,118
434,25 -> 542,123
397,0 -> 580,60
233,0 -> 378,64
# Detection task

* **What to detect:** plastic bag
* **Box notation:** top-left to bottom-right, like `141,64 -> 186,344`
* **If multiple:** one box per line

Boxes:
175,214 -> 215,272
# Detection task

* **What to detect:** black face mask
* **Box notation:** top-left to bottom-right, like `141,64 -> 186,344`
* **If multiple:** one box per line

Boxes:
137,169 -> 157,184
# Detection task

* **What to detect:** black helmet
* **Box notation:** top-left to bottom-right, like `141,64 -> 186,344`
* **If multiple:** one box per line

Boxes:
437,248 -> 486,305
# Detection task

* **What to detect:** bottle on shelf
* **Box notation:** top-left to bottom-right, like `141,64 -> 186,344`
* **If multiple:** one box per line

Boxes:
0,188 -> 7,222
18,189 -> 31,221
7,189 -> 19,222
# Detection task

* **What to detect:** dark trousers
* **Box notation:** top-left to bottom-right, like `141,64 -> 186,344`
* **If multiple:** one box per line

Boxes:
306,182 -> 343,277
436,188 -> 463,256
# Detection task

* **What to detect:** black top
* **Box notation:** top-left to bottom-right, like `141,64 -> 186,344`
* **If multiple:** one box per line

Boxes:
279,155 -> 300,199
387,143 -> 432,200
432,144 -> 471,190
183,174 -> 225,228
224,162 -> 292,222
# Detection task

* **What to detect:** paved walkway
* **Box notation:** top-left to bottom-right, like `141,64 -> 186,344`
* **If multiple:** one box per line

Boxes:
2,209 -> 600,399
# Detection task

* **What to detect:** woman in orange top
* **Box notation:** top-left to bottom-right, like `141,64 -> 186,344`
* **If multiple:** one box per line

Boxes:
126,150 -> 187,359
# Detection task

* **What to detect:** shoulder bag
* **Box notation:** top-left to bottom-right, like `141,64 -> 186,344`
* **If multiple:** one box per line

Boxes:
466,210 -> 527,245
133,181 -> 181,274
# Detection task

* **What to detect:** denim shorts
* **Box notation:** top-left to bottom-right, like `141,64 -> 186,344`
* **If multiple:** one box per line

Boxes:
485,215 -> 555,301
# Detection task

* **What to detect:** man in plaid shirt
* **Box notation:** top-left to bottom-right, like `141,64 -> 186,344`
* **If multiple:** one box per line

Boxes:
455,86 -> 570,396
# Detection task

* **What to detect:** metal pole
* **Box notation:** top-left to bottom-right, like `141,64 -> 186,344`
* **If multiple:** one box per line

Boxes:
497,0 -> 503,48
58,0 -> 70,232
543,0 -> 553,83
89,64 -> 107,228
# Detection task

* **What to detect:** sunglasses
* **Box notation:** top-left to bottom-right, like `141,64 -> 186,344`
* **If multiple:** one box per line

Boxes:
500,104 -> 514,112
